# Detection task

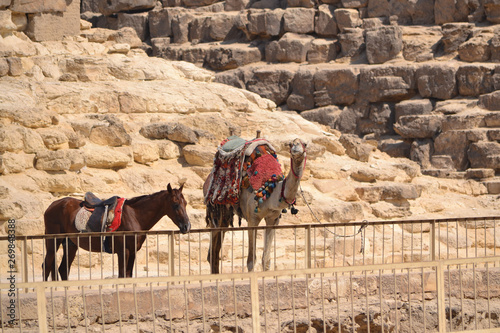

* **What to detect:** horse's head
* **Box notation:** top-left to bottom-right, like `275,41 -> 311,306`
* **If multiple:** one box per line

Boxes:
167,183 -> 191,234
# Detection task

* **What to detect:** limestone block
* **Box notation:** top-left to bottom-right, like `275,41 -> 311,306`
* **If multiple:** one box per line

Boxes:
378,137 -> 411,158
307,38 -> 336,64
465,168 -> 495,179
395,99 -> 433,122
435,0 -> 472,25
35,150 -> 71,171
0,58 -> 7,76
83,144 -> 132,169
314,67 -> 358,106
208,12 -> 239,41
402,26 -> 441,62
488,129 -> 500,141
367,0 -> 389,17
410,138 -> 433,169
182,0 -> 219,7
485,112 -> 500,127
479,91 -> 500,111
182,144 -> 216,166
465,128 -> 489,142
339,134 -> 375,162
140,122 -> 198,144
359,65 -> 416,103
337,27 -> 365,58
458,33 -> 492,62
0,125 -> 45,154
483,180 -> 500,194
225,0 -> 250,11
371,201 -> 411,219
287,66 -> 317,111
89,122 -> 132,147
80,27 -> 115,43
351,164 -> 397,182
0,200 -> 24,220
313,179 -> 358,200
36,128 -> 69,150
283,8 -> 315,34
485,0 -> 500,23
0,33 -> 37,57
467,141 -> 500,170
366,26 -> 403,64
394,115 -> 444,139
30,170 -> 81,193
246,65 -> 296,106
0,105 -> 52,129
11,0 -> 66,13
149,8 -> 179,38
0,0 -> 10,9
26,0 -> 80,42
206,44 -> 262,71
334,8 -> 362,32
416,64 -> 458,100
247,9 -> 284,37
0,152 -> 34,174
287,0 -> 315,7
312,136 -> 345,156
440,23 -> 474,53
117,12 -> 149,41
358,102 -> 394,136
108,43 -> 130,54
81,0 -> 100,12
300,106 -> 341,128
315,5 -> 337,37
354,183 -> 420,203
266,32 -> 313,63
491,34 -> 500,62
0,10 -> 17,34
132,140 -> 159,165
456,65 -> 495,97
441,113 -> 485,132
98,0 -> 155,16
171,11 -> 194,44
158,140 -> 182,160
108,27 -> 142,48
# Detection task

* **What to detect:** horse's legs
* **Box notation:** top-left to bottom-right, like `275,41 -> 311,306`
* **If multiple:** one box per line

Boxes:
125,250 -> 136,278
43,238 -> 63,281
262,215 -> 280,271
117,249 -> 126,278
58,239 -> 78,280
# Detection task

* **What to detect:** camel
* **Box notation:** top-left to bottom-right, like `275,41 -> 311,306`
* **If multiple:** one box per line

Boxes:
204,137 -> 307,273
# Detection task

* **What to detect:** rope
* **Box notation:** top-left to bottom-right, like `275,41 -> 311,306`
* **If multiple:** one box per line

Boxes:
298,185 -> 367,253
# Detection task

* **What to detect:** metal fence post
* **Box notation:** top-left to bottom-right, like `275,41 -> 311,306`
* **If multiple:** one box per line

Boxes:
305,225 -> 311,270
250,273 -> 261,333
169,231 -> 175,276
22,237 -> 29,290
36,283 -> 48,333
431,220 -> 436,261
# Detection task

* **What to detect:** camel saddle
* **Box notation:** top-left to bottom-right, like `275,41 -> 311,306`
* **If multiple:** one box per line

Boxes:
78,192 -> 122,232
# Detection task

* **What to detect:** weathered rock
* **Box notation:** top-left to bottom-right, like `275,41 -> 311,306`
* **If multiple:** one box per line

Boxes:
395,99 -> 433,122
140,122 -> 198,144
433,130 -> 470,170
334,8 -> 362,32
485,0 -> 500,23
440,23 -> 474,53
108,27 -> 142,48
358,102 -> 394,136
36,128 -> 69,150
0,152 -> 34,174
132,140 -> 159,165
300,106 -> 341,128
89,121 -> 132,147
0,10 -> 17,34
354,182 -> 420,203
182,145 -> 215,166
365,26 -> 403,64
158,140 -> 182,160
465,168 -> 495,179
371,201 -> 411,218
491,33 -> 500,62
117,12 -> 149,42
458,33 -> 492,62
307,39 -> 336,64
283,8 -> 315,34
416,64 -> 458,100
245,9 -> 284,37
441,112 -> 485,132
337,27 -> 365,58
339,134 -> 375,162
484,112 -> 500,127
312,179 -> 359,201
312,136 -> 345,156
468,141 -> 500,170
402,26 -> 441,62
206,44 -> 262,71
287,67 -> 317,111
359,65 -> 416,103
410,138 -> 433,169
148,8 -> 175,38
378,137 -> 411,158
314,67 -> 359,106
315,5 -> 338,37
266,33 -> 313,63
11,0 -> 67,13
394,115 -> 444,139
435,0 -> 473,24
35,150 -> 71,171
98,0 -> 156,16
0,33 -> 38,57
0,125 -> 45,154
479,91 -> 500,111
83,144 -> 132,169
456,65 -> 495,96
246,65 -> 297,106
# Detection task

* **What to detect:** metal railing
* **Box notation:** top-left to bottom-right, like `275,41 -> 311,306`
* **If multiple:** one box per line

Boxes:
1,216 -> 498,283
0,257 -> 499,332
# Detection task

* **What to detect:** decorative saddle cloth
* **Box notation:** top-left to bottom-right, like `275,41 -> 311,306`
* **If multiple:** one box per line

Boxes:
204,136 -> 284,209
75,195 -> 125,233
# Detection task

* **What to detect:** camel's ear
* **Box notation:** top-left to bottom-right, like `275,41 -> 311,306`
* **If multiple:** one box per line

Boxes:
167,183 -> 173,193
288,142 -> 293,148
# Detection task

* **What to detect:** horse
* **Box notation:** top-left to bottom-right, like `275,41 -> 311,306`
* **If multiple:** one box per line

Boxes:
42,184 -> 190,281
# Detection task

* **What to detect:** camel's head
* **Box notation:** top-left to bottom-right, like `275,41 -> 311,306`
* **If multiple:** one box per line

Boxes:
288,138 -> 307,161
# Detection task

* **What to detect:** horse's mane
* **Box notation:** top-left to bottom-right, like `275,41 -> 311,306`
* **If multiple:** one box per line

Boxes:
125,190 -> 168,205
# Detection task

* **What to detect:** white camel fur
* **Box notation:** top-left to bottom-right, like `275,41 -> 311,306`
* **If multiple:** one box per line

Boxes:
206,137 -> 307,273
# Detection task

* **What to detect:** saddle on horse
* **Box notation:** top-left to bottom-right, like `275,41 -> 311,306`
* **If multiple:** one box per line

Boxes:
75,192 -> 125,233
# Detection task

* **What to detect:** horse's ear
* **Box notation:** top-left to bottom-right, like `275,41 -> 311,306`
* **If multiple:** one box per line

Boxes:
167,183 -> 173,193
179,183 -> 184,192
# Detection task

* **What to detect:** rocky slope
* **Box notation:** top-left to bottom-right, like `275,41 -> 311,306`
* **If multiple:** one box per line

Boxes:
0,22 -> 499,247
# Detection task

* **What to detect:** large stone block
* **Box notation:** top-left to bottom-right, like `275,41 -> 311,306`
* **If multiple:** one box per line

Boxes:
416,64 -> 458,100
117,12 -> 149,41
458,33 -> 493,62
435,0 -> 472,24
394,114 -> 444,139
468,141 -> 500,170
26,0 -> 80,42
334,8 -> 362,32
366,26 -> 403,64
283,8 -> 315,34
359,65 -> 416,103
456,65 -> 495,96
315,4 -> 337,37
246,9 -> 284,37
206,44 -> 262,71
246,65 -> 297,105
98,0 -> 155,16
395,99 -> 433,122
479,90 -> 500,111
337,27 -> 365,58
354,182 -> 420,203
433,130 -> 470,170
11,0 -> 66,13
149,8 -> 184,39
358,102 -> 394,136
287,66 -> 317,111
440,23 -> 474,53
266,32 -> 313,63
441,113 -> 485,132
314,67 -> 359,106
485,0 -> 500,23
140,122 -> 198,143
0,10 -> 17,34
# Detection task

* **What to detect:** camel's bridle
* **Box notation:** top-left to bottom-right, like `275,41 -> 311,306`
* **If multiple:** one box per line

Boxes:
281,141 -> 307,207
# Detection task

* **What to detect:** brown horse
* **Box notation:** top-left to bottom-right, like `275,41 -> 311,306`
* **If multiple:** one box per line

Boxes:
42,184 -> 190,281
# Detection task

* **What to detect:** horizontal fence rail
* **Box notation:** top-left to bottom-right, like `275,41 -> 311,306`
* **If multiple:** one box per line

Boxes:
0,257 -> 499,332
1,216 -> 498,283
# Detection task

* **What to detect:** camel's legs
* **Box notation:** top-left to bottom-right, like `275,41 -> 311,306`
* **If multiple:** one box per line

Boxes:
208,230 -> 225,274
247,217 -> 261,272
262,215 -> 280,271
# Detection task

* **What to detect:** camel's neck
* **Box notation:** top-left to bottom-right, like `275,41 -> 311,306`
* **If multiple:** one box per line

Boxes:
282,154 -> 306,204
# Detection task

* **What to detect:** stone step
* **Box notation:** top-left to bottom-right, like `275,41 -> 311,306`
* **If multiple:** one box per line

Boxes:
482,179 -> 500,194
